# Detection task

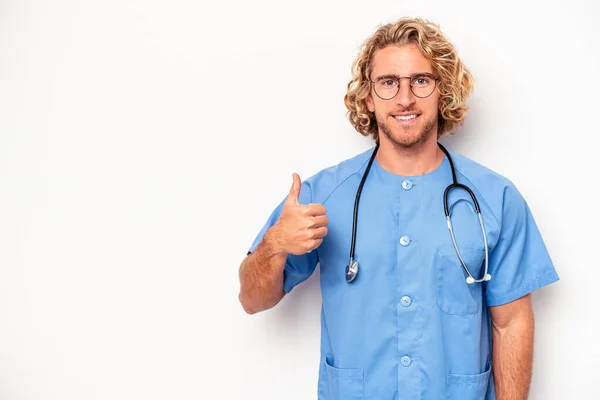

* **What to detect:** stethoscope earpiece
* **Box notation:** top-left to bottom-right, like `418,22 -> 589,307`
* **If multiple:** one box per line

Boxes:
466,273 -> 492,284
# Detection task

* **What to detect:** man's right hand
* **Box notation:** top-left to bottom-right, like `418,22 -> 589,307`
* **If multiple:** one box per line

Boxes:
270,173 -> 329,255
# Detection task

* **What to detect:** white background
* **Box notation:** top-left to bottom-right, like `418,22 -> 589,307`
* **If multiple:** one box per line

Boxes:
0,0 -> 598,399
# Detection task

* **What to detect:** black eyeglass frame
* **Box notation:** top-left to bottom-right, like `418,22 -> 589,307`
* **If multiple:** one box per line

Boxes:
368,72 -> 440,100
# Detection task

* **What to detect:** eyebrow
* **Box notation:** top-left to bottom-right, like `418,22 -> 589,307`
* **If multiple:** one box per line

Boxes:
372,72 -> 434,81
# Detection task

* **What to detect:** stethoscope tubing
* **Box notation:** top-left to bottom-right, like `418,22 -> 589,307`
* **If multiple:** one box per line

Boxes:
346,142 -> 491,284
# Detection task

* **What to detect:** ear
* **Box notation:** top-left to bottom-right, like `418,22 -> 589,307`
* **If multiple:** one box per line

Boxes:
366,93 -> 375,113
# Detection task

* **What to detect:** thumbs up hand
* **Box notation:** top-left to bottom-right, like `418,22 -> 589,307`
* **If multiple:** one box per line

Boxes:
271,174 -> 328,255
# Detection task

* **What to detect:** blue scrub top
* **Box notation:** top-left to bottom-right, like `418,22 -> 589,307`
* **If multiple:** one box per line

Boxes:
248,146 -> 559,400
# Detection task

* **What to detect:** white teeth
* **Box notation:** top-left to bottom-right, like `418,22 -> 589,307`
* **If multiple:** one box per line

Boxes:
395,114 -> 418,121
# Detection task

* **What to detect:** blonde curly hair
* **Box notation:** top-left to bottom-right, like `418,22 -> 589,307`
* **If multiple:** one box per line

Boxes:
344,17 -> 474,142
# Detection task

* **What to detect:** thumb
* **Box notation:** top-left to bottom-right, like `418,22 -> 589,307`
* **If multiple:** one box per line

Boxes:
286,173 -> 302,204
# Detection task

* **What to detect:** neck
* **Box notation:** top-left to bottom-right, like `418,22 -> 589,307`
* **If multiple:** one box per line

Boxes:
375,133 -> 444,176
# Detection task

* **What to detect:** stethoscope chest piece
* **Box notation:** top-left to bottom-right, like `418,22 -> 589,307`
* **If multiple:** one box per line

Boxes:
346,260 -> 359,283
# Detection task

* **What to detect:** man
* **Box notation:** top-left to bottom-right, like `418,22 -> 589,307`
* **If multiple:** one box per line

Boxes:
238,17 -> 559,400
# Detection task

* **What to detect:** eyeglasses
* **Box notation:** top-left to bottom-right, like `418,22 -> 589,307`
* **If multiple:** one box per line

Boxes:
369,72 -> 440,100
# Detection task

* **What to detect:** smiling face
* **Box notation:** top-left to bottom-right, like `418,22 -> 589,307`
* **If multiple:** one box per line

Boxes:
366,44 -> 441,149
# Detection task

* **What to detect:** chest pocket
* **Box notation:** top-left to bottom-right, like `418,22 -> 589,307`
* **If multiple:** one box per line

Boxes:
436,245 -> 486,315
324,357 -> 364,400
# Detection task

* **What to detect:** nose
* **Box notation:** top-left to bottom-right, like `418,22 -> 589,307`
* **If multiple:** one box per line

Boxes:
395,79 -> 416,108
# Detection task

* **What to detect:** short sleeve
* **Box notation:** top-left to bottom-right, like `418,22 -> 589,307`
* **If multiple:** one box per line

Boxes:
247,180 -> 319,294
485,183 -> 559,306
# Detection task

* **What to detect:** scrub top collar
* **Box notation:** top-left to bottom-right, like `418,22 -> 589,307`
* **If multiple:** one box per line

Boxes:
371,148 -> 451,187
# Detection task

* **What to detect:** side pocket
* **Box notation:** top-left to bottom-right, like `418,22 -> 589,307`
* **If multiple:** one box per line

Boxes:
446,361 -> 492,400
324,357 -> 364,400
436,245 -> 485,315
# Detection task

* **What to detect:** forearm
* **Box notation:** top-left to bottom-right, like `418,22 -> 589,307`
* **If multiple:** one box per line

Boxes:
238,227 -> 287,314
492,315 -> 535,400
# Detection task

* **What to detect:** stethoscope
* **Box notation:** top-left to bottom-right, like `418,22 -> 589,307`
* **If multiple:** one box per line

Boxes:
345,142 -> 492,285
